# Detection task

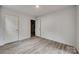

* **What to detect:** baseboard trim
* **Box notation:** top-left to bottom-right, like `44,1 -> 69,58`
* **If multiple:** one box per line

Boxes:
0,37 -> 31,47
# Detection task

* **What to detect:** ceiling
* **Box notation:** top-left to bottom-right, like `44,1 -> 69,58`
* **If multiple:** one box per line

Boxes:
2,5 -> 71,17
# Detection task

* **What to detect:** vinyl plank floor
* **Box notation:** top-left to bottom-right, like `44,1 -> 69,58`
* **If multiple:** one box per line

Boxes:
0,36 -> 78,54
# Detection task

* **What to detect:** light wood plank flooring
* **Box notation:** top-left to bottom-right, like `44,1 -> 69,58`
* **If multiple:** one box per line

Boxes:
0,37 -> 78,54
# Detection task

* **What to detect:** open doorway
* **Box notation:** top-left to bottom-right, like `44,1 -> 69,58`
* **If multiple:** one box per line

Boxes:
31,20 -> 35,37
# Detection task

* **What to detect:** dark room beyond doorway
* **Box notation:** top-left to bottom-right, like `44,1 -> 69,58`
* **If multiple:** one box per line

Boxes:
31,20 -> 35,37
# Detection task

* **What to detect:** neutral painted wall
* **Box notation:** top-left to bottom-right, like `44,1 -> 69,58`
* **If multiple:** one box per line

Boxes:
0,7 -> 32,45
36,6 -> 76,46
0,6 -> 5,45
77,6 -> 79,49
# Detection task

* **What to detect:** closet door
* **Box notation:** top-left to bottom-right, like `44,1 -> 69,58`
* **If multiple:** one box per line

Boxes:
5,15 -> 19,43
19,16 -> 30,40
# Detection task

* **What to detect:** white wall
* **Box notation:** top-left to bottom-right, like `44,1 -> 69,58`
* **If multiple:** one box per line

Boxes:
77,6 -> 79,49
0,6 -> 5,45
0,7 -> 32,45
36,6 -> 76,46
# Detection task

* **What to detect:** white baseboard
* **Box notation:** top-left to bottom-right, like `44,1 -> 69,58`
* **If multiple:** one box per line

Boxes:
0,37 -> 31,46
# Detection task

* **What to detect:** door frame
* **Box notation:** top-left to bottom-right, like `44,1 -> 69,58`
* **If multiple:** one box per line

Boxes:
30,20 -> 35,37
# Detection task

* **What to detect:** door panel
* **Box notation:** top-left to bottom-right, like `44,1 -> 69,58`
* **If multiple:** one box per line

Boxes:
19,16 -> 30,40
5,15 -> 19,43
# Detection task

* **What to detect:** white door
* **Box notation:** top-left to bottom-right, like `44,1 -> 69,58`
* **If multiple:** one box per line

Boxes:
36,19 -> 41,36
5,15 -> 19,43
19,16 -> 30,40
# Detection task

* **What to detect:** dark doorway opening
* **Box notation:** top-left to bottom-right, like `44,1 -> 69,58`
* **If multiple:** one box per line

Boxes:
31,20 -> 35,37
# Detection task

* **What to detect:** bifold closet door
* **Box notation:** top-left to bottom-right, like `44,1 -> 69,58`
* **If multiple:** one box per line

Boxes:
5,15 -> 19,43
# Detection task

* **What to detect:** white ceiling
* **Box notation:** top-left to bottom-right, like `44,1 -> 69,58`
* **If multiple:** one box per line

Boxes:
2,5 -> 70,17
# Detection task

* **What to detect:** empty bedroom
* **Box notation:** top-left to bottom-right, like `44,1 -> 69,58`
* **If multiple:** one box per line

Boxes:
0,5 -> 79,54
